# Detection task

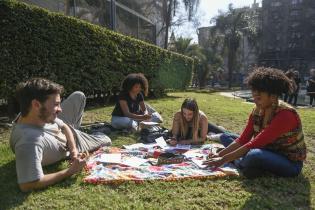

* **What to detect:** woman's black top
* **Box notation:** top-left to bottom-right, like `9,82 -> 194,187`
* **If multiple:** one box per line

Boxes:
112,92 -> 144,117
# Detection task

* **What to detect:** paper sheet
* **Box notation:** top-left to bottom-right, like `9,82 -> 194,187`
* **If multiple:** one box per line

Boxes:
122,157 -> 149,168
123,143 -> 146,150
97,153 -> 121,164
155,136 -> 167,148
191,158 -> 208,169
165,144 -> 191,151
183,151 -> 205,159
175,144 -> 191,150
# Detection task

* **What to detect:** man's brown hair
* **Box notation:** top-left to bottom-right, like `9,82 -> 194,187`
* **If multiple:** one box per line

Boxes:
16,78 -> 64,117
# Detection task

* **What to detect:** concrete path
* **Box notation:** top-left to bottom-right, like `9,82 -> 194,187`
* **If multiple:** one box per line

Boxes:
219,90 -> 314,108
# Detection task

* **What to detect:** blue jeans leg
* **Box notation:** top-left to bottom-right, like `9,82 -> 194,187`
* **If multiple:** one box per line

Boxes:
219,133 -> 239,147
207,122 -> 226,134
219,134 -> 303,178
237,149 -> 303,178
111,116 -> 138,130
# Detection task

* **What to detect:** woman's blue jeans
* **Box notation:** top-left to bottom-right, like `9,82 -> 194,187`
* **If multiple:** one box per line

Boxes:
220,133 -> 303,178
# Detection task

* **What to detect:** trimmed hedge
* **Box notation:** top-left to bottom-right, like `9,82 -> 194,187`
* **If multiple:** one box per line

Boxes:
0,0 -> 193,100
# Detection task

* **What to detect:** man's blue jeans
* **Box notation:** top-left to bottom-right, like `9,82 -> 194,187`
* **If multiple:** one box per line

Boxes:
220,133 -> 303,178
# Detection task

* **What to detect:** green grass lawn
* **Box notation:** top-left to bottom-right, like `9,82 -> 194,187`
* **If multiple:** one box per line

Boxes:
0,91 -> 314,209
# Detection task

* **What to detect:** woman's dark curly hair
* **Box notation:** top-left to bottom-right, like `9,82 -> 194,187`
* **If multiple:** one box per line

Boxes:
121,73 -> 149,96
246,67 -> 294,96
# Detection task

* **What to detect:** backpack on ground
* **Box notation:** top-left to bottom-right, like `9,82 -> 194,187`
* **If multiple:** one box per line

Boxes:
139,125 -> 170,143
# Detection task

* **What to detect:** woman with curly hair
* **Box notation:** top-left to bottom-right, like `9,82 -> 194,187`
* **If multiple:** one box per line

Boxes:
111,73 -> 162,131
204,67 -> 307,178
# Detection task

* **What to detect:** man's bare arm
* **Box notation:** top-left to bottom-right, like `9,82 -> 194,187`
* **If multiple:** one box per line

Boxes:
62,123 -> 78,159
19,156 -> 86,192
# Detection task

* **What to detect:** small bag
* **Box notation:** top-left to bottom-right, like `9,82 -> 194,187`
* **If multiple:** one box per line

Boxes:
139,125 -> 170,143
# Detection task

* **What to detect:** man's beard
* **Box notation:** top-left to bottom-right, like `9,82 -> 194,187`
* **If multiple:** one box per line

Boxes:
39,106 -> 54,123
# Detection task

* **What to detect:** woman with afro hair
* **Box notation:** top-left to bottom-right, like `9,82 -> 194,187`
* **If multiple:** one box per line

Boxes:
111,73 -> 163,131
204,67 -> 307,178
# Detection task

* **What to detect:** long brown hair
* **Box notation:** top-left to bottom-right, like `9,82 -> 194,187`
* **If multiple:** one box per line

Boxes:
180,98 -> 200,141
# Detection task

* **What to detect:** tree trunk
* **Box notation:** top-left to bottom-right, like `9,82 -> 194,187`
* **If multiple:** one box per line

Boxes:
227,50 -> 233,88
65,0 -> 71,15
227,38 -> 237,88
163,0 -> 173,49
198,64 -> 209,88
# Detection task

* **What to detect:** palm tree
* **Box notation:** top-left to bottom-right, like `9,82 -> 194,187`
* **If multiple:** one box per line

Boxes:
212,4 -> 259,88
171,37 -> 205,60
171,36 -> 223,88
161,0 -> 200,49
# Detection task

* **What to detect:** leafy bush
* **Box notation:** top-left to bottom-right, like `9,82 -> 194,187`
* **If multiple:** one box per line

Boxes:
0,0 -> 193,100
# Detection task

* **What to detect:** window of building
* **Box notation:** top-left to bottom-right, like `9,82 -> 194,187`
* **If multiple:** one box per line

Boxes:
290,10 -> 300,17
20,0 -> 159,45
290,22 -> 300,29
58,2 -> 65,13
289,42 -> 297,49
271,1 -> 282,7
305,8 -> 315,18
288,41 -> 302,49
291,32 -> 302,39
74,0 -> 111,28
276,34 -> 281,41
274,22 -> 281,29
291,0 -> 303,5
273,13 -> 279,19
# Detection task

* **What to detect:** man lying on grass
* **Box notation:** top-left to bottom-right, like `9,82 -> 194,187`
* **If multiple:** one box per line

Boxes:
10,78 -> 111,192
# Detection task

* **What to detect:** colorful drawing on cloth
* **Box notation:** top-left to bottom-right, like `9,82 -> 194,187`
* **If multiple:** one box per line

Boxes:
83,144 -> 239,185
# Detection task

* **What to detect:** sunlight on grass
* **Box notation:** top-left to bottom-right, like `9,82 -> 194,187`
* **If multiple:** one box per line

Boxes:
0,92 -> 314,209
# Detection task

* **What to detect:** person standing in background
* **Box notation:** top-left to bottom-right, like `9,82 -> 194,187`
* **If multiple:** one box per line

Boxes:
306,69 -> 315,107
289,70 -> 301,106
283,70 -> 297,104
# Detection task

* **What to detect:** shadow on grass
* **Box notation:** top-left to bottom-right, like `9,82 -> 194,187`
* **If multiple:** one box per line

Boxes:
44,161 -> 79,185
150,95 -> 182,100
107,132 -> 140,147
0,160 -> 80,210
240,174 -> 311,209
0,160 -> 29,210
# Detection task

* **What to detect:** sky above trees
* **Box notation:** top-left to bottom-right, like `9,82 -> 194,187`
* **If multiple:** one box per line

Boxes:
174,0 -> 262,42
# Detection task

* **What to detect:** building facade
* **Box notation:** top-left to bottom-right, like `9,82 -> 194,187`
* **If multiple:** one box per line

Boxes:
197,1 -> 261,84
259,0 -> 315,77
20,0 -> 165,47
